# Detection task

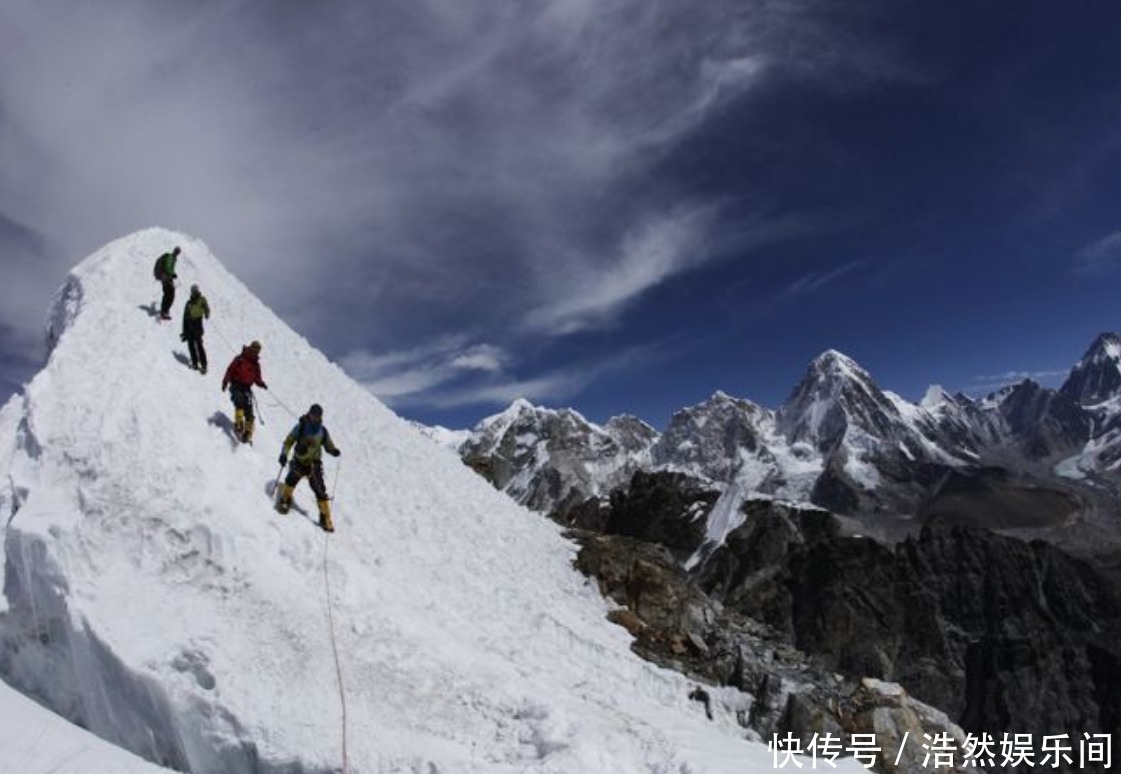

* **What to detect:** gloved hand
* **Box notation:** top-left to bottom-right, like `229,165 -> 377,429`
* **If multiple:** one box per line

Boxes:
327,448 -> 341,457
279,453 -> 288,466
260,382 -> 268,390
180,334 -> 187,342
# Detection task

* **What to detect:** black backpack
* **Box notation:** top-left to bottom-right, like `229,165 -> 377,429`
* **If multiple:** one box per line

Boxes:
152,256 -> 164,280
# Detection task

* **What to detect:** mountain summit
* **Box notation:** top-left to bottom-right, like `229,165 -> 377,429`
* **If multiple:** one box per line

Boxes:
0,229 -> 778,773
776,349 -> 902,454
1060,332 -> 1121,405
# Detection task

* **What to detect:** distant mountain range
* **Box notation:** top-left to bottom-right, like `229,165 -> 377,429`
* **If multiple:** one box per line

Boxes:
438,332 -> 1121,568
428,333 -> 1121,763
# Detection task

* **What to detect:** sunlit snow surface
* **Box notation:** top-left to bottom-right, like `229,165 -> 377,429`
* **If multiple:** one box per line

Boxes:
0,680 -> 175,773
0,229 -> 869,773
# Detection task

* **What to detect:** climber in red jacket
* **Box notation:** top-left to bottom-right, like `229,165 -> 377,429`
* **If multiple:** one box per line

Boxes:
221,341 -> 268,443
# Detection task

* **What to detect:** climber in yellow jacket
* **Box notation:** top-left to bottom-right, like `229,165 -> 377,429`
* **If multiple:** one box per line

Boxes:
276,403 -> 341,532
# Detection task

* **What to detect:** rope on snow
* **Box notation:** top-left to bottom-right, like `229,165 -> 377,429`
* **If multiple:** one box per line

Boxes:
322,533 -> 350,774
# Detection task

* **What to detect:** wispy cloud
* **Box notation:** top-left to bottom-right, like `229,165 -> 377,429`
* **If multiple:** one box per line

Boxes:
409,370 -> 598,411
450,345 -> 507,373
1074,231 -> 1121,277
967,368 -> 1069,394
782,259 -> 868,297
388,345 -> 658,410
340,338 -> 511,400
523,206 -> 717,335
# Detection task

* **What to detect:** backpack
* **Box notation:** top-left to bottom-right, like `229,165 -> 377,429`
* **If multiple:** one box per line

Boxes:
186,295 -> 208,320
292,416 -> 327,458
153,256 -> 164,280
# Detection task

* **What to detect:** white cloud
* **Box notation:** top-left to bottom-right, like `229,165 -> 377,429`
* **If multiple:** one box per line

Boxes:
450,345 -> 507,373
1075,231 -> 1121,277
414,371 -> 594,410
967,368 -> 1068,394
340,338 -> 512,401
524,206 -> 715,335
783,260 -> 868,297
352,337 -> 662,411
392,349 -> 651,410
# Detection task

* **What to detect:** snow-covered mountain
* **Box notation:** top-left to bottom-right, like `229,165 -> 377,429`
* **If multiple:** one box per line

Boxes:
0,229 -> 821,774
453,335 -> 1121,558
653,391 -> 775,484
777,350 -> 940,463
459,399 -> 657,513
1061,332 -> 1121,406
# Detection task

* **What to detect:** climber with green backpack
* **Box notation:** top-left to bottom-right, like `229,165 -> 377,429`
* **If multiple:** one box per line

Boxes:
153,246 -> 180,320
276,403 -> 342,532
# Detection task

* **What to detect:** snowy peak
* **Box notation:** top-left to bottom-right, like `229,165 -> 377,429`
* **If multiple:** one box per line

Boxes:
809,348 -> 869,380
467,399 -> 594,449
1081,332 -> 1121,364
651,391 -> 772,483
460,399 -> 656,512
777,349 -> 902,453
603,413 -> 659,452
1061,332 -> 1121,405
0,229 -> 761,774
920,384 -> 954,411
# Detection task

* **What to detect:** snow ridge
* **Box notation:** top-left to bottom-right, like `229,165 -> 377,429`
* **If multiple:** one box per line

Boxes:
0,229 -> 789,774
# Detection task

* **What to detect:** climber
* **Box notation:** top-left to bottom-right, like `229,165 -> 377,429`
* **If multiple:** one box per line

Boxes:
276,403 -> 341,532
153,246 -> 180,320
221,341 -> 268,443
180,284 -> 211,374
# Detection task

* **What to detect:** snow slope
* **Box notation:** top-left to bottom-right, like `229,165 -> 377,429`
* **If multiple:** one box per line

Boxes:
0,229 -> 857,773
0,680 -> 175,774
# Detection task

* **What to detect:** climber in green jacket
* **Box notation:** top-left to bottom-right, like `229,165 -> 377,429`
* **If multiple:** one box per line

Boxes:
180,285 -> 210,373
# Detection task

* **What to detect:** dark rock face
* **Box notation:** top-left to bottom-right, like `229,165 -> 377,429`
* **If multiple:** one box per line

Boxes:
903,526 -> 1121,736
996,380 -> 1092,460
694,503 -> 1121,751
564,471 -> 718,560
917,467 -> 1083,530
570,528 -> 970,772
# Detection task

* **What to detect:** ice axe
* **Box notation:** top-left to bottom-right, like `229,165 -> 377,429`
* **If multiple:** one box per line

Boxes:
272,461 -> 285,500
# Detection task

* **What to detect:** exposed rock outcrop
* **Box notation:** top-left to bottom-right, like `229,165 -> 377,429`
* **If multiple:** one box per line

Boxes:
570,528 -> 971,774
693,502 -> 1121,754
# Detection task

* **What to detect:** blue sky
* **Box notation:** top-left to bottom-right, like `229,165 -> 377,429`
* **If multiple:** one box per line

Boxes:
1,1 -> 1120,430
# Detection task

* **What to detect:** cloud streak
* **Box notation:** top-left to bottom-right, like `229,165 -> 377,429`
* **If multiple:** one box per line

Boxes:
782,259 -> 868,297
967,368 -> 1069,394
1074,231 -> 1121,277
